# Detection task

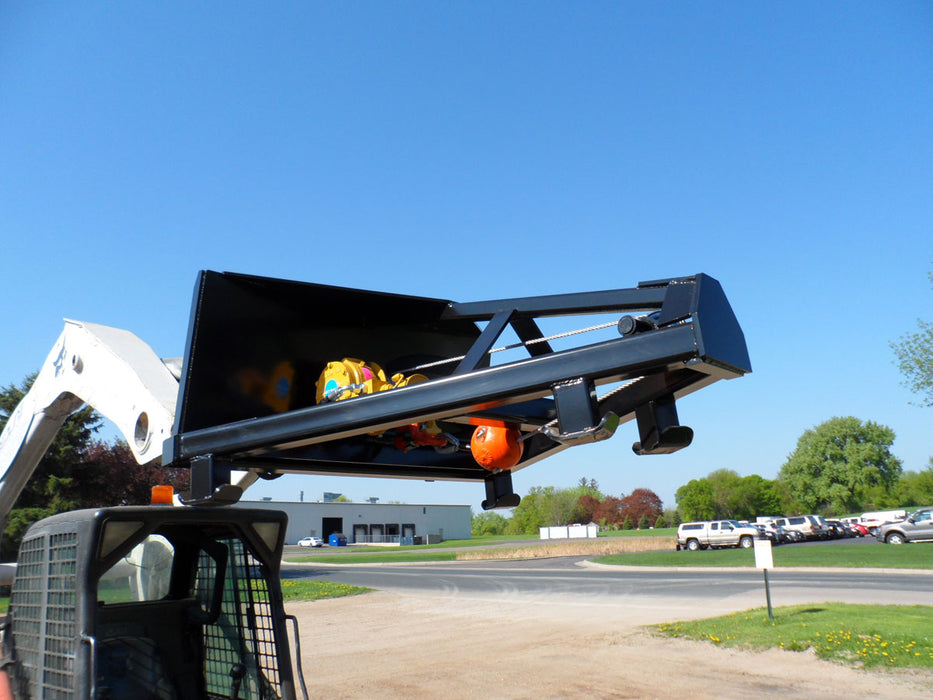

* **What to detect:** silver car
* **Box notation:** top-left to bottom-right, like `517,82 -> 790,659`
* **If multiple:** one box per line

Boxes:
875,507 -> 933,544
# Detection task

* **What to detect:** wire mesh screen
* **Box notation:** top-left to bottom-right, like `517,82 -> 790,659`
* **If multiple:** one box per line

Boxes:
10,531 -> 78,699
197,538 -> 282,699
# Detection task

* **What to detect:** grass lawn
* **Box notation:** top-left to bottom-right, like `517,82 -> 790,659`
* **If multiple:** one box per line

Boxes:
280,579 -> 371,601
595,542 -> 933,569
653,603 -> 933,669
600,527 -> 676,538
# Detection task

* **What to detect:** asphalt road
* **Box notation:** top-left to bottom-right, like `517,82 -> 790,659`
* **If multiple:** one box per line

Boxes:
283,555 -> 933,611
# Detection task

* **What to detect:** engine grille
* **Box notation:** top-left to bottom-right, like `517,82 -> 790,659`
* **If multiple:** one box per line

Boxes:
10,531 -> 78,699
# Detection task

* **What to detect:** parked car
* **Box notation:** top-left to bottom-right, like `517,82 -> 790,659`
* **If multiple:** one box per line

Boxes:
859,509 -> 908,535
772,515 -> 827,541
875,507 -> 933,544
298,536 -> 324,547
750,523 -> 771,543
677,520 -> 760,551
846,521 -> 870,537
759,521 -> 792,544
824,519 -> 851,538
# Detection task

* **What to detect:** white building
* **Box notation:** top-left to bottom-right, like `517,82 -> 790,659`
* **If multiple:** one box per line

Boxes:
238,500 -> 472,544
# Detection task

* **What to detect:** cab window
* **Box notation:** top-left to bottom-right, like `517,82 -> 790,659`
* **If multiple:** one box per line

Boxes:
98,535 -> 174,604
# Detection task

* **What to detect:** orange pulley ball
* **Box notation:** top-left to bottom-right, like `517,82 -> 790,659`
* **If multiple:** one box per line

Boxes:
470,424 -> 523,471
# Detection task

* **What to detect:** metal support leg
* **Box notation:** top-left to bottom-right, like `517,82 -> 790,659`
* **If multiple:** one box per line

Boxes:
180,454 -> 243,506
631,395 -> 693,455
481,470 -> 521,510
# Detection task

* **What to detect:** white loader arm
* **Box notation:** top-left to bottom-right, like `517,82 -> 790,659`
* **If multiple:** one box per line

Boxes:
0,320 -> 180,522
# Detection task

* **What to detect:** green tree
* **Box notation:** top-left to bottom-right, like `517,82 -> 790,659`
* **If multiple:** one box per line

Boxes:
576,476 -> 602,495
890,267 -> 933,406
622,515 -> 634,530
507,487 -> 542,534
778,416 -> 902,514
637,514 -> 650,530
654,514 -> 667,528
509,483 -> 607,534
728,473 -> 783,520
675,479 -> 715,521
675,471 -> 783,521
706,469 -> 742,518
471,510 -> 509,536
539,487 -> 579,526
663,508 -> 682,527
885,460 -> 933,508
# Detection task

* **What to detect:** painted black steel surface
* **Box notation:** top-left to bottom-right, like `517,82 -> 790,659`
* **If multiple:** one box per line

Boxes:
165,271 -> 751,499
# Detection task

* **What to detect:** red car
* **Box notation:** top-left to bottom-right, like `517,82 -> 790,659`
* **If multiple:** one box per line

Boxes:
847,522 -> 870,536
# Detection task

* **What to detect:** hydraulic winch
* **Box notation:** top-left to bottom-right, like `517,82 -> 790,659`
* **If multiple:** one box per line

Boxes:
315,358 -> 427,403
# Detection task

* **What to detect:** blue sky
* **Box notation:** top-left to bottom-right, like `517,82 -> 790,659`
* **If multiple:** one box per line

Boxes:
2,3 -> 931,513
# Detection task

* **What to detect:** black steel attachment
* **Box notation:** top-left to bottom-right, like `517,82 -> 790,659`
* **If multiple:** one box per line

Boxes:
163,271 -> 751,508
631,396 -> 694,455
482,470 -> 522,510
543,378 -> 620,445
180,454 -> 244,506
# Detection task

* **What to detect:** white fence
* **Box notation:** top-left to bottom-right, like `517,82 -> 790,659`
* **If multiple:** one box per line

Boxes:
539,523 -> 599,540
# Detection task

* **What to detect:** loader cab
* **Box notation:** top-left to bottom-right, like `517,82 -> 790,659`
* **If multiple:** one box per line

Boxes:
3,506 -> 300,699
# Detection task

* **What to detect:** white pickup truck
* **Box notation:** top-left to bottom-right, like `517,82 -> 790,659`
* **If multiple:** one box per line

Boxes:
677,519 -> 760,551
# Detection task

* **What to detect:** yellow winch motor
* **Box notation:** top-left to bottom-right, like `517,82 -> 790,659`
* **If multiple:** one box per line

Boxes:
315,358 -> 427,404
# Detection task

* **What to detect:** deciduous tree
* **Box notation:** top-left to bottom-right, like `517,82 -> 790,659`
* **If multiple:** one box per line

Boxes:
619,488 -> 663,525
471,510 -> 509,536
885,460 -> 933,508
675,479 -> 715,521
778,416 -> 901,514
575,494 -> 601,524
594,495 -> 624,528
890,266 -> 933,406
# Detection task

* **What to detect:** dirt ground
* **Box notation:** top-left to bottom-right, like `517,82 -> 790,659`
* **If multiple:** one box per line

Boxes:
289,589 -> 933,699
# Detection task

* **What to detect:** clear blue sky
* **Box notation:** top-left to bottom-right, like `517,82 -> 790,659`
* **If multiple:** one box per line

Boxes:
2,3 -> 931,513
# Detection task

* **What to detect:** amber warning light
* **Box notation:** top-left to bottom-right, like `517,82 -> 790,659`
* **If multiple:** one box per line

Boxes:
151,485 -> 174,504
